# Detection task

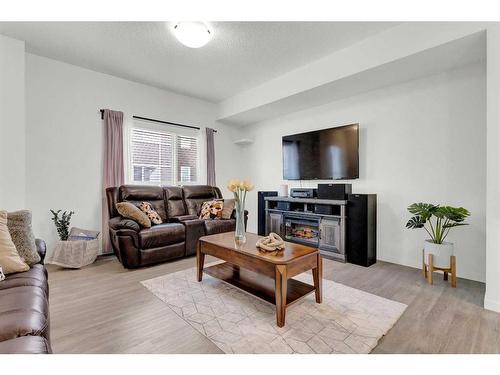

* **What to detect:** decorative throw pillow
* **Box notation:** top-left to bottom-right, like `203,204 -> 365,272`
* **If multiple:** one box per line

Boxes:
7,210 -> 40,265
199,200 -> 224,220
221,199 -> 235,220
0,210 -> 29,274
116,202 -> 151,228
138,202 -> 163,225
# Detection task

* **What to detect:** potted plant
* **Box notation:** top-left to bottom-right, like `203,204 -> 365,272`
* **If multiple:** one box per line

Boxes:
406,203 -> 470,268
50,209 -> 74,240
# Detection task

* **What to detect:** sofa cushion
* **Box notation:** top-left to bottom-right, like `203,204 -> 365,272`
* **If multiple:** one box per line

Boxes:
119,185 -> 167,222
139,202 -> 163,225
221,199 -> 235,219
183,185 -> 220,216
164,186 -> 186,218
0,336 -> 51,354
0,264 -> 48,296
204,219 -> 236,235
7,210 -> 40,266
116,202 -> 151,228
0,286 -> 50,341
0,210 -> 30,275
138,223 -> 185,249
199,200 -> 223,220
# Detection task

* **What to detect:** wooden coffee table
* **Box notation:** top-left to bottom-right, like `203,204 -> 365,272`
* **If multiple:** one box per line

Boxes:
196,232 -> 322,327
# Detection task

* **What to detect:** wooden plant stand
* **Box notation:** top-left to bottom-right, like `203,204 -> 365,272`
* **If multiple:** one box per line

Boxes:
422,249 -> 456,288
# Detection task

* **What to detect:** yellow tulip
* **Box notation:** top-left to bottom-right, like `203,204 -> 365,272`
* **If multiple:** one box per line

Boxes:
228,178 -> 254,193
227,179 -> 238,192
243,180 -> 254,191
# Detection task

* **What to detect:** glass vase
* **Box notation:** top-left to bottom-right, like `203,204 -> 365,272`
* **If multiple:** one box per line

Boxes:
234,201 -> 246,245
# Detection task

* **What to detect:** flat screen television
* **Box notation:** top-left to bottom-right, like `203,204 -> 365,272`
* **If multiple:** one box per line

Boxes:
282,124 -> 359,180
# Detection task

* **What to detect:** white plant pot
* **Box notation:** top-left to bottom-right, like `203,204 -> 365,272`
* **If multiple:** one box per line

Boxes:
424,240 -> 454,268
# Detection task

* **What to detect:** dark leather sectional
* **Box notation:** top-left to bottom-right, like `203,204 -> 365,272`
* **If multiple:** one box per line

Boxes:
106,185 -> 248,268
0,239 -> 52,354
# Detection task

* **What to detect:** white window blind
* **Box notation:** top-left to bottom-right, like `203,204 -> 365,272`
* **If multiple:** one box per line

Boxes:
130,126 -> 198,185
177,135 -> 198,183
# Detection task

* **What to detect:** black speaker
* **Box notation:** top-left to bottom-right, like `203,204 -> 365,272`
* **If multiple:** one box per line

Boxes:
317,183 -> 352,200
258,191 -> 278,235
346,194 -> 377,267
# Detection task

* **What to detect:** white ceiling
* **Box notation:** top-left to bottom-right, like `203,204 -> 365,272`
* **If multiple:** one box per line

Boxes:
0,22 -> 397,102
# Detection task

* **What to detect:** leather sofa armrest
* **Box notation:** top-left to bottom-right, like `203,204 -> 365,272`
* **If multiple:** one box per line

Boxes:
170,215 -> 199,223
230,209 -> 249,219
180,219 -> 206,256
108,218 -> 140,268
35,238 -> 46,263
109,216 -> 140,232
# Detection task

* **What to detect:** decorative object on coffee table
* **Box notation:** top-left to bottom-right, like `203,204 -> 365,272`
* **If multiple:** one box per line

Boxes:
227,179 -> 254,244
256,232 -> 285,253
406,202 -> 469,285
49,209 -> 75,241
197,231 -> 322,327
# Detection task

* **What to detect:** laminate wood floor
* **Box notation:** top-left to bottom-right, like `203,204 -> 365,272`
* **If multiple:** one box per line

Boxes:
46,255 -> 500,354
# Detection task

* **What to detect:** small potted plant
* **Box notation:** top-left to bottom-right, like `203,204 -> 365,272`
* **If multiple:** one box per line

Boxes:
406,203 -> 470,268
50,209 -> 74,241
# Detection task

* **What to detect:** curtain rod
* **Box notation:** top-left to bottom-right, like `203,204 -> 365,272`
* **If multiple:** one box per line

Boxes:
99,110 -> 216,133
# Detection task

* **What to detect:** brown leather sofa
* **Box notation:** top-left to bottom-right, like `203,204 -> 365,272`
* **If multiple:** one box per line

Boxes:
0,239 -> 52,354
106,185 -> 248,269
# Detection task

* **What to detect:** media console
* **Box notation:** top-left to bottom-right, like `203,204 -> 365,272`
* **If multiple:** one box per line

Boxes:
265,196 -> 347,262
264,194 -> 377,266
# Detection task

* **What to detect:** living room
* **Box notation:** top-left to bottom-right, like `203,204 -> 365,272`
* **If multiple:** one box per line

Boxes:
1,0 -> 500,372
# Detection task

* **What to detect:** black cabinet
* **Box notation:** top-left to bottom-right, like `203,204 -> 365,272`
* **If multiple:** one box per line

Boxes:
258,191 -> 278,235
346,194 -> 377,267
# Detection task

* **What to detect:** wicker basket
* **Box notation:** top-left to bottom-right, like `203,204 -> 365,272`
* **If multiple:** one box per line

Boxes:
45,239 -> 99,268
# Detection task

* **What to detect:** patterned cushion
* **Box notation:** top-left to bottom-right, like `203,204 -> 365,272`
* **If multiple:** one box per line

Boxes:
199,200 -> 223,220
139,202 -> 163,225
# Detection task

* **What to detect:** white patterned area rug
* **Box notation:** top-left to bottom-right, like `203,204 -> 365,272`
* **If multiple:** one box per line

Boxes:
141,265 -> 407,354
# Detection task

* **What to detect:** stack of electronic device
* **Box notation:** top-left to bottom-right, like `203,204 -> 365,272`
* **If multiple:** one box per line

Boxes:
290,188 -> 316,198
314,183 -> 351,215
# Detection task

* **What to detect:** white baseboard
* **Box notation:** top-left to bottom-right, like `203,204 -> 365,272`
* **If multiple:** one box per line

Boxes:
484,295 -> 500,312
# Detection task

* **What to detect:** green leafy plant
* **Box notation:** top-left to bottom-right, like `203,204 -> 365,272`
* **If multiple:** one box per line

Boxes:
406,203 -> 470,244
50,209 -> 75,241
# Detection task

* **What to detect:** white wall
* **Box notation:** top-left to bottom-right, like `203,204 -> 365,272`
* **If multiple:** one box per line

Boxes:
484,25 -> 500,311
240,63 -> 486,282
25,54 -> 243,253
218,23 -> 485,123
0,35 -> 25,210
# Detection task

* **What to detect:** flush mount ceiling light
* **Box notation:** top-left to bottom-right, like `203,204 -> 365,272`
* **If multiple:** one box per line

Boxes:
172,22 -> 213,48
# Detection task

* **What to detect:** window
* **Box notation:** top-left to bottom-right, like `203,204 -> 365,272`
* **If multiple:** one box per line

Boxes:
180,166 -> 191,182
129,126 -> 198,185
176,135 -> 198,183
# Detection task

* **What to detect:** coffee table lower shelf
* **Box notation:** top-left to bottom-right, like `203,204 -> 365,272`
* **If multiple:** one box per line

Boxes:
204,262 -> 315,307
